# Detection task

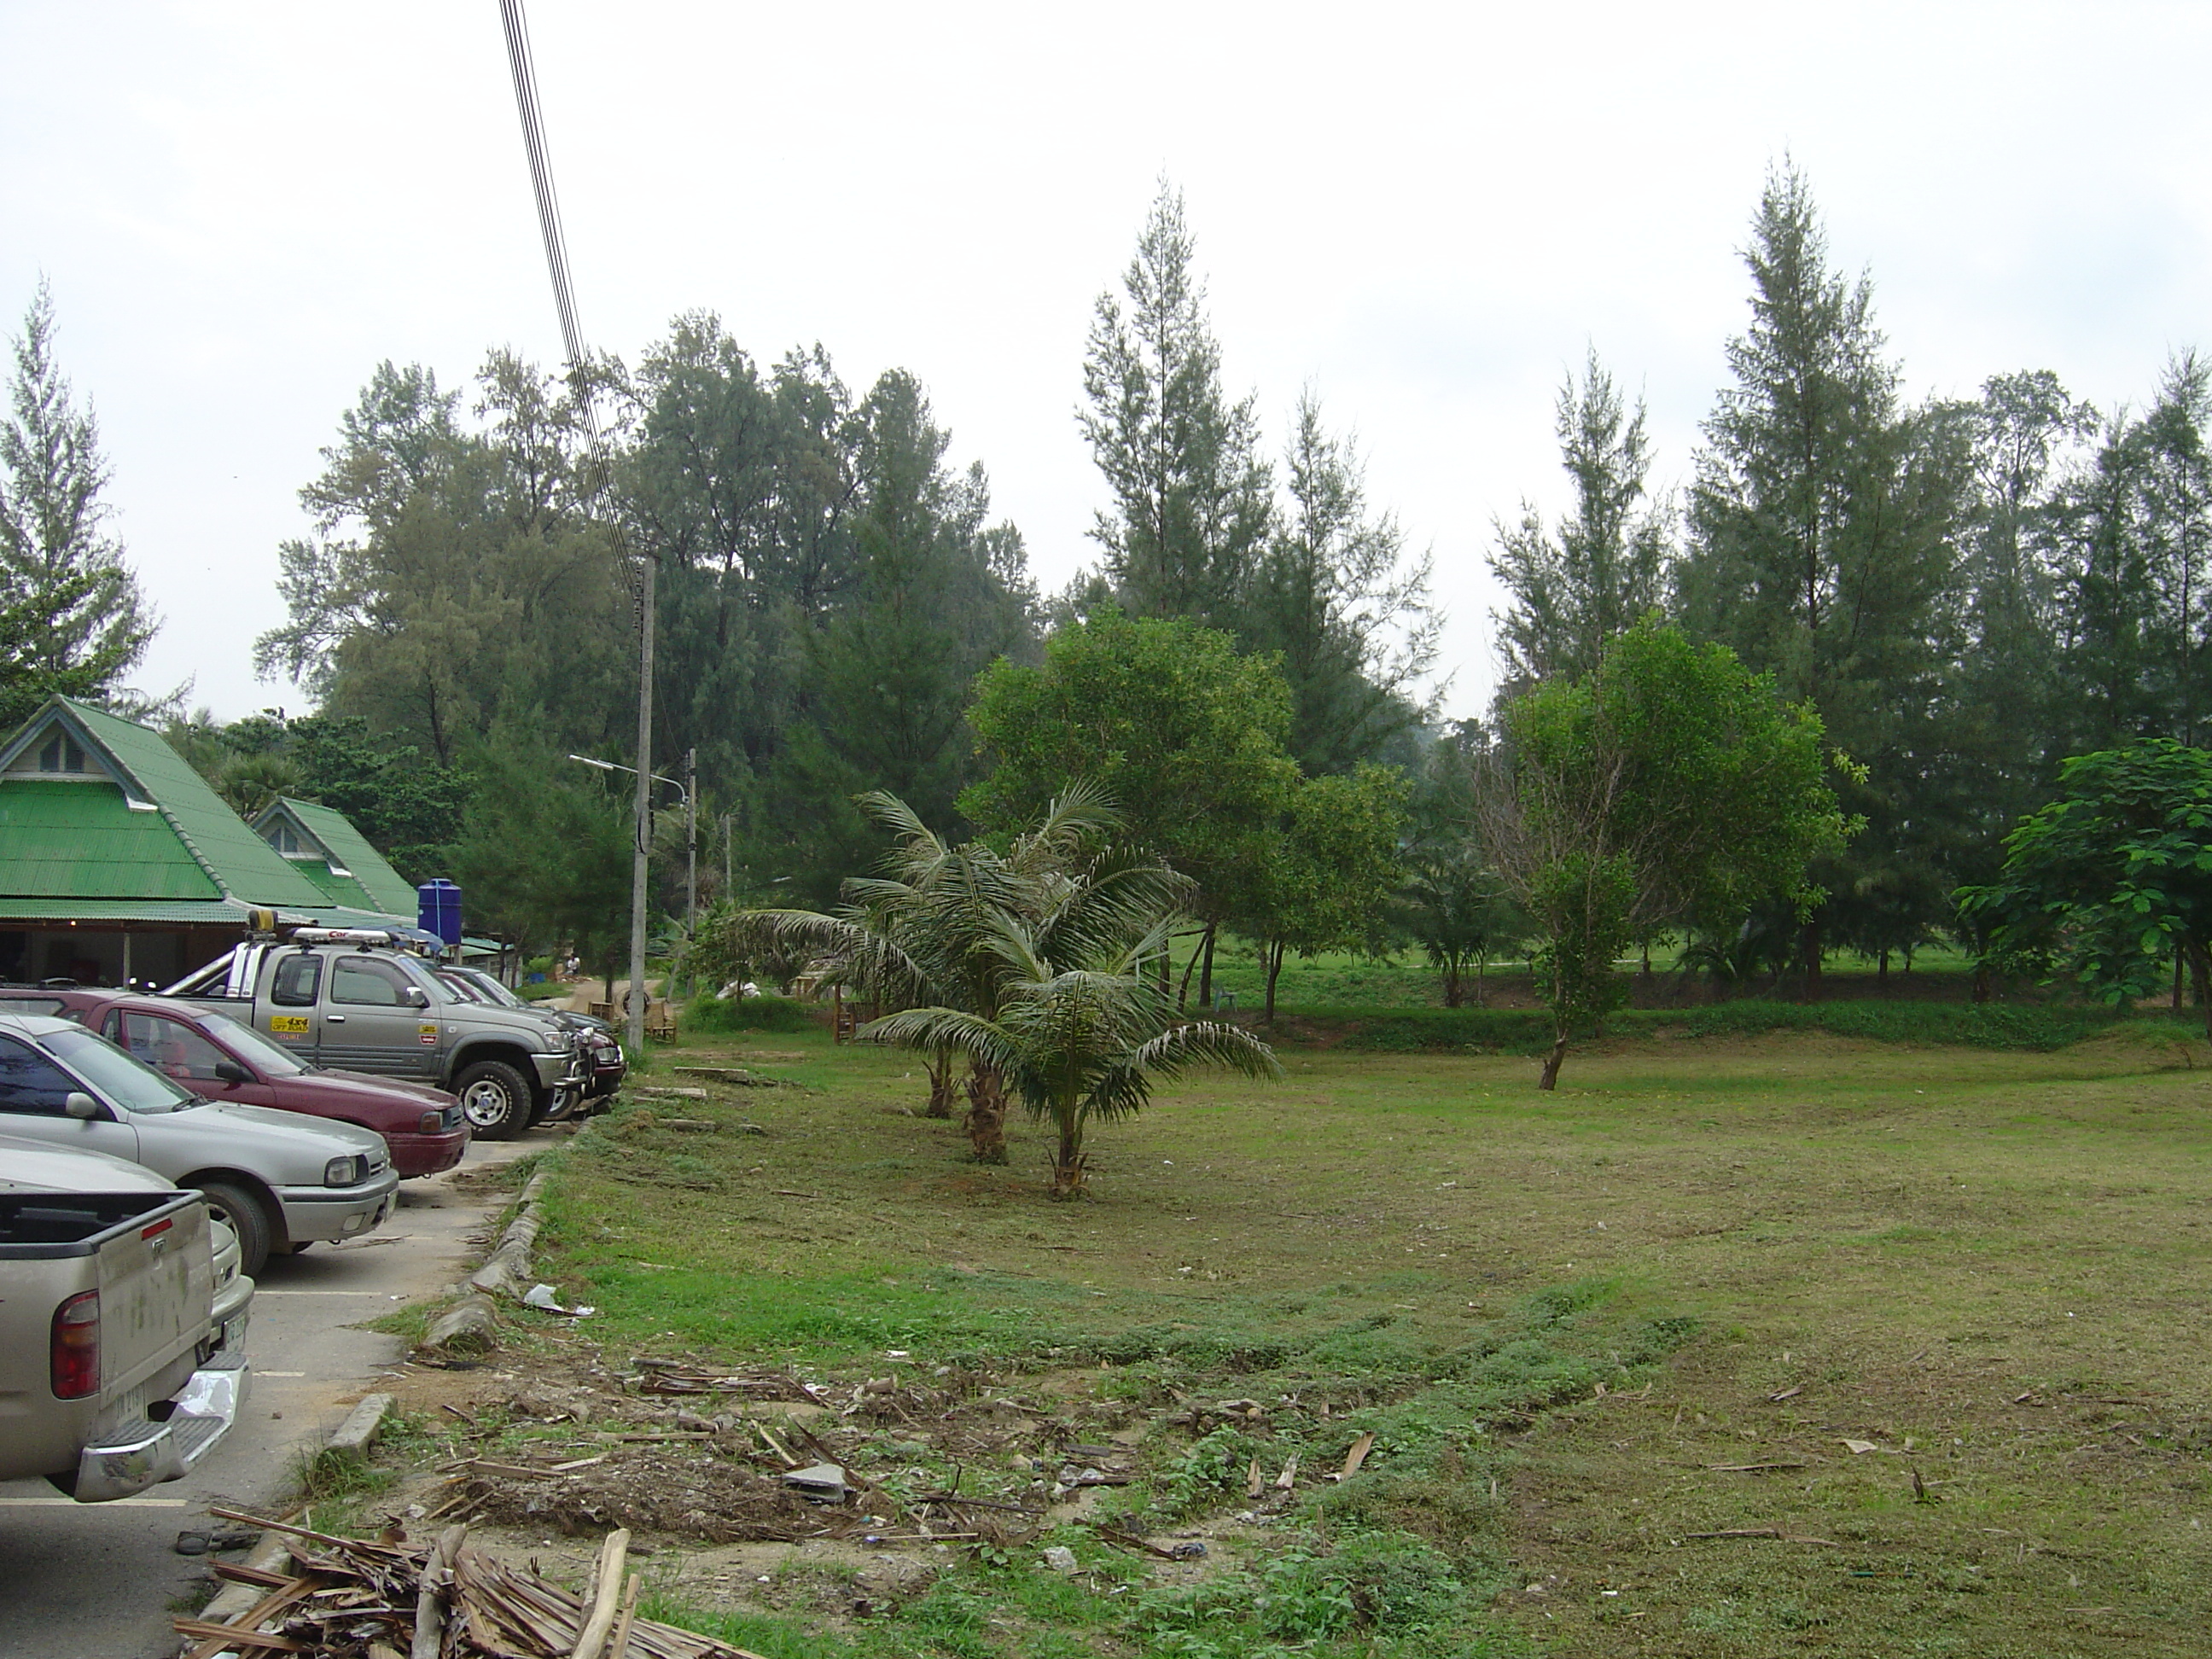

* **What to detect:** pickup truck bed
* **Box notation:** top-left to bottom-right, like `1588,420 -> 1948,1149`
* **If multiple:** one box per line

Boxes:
0,1190 -> 249,1500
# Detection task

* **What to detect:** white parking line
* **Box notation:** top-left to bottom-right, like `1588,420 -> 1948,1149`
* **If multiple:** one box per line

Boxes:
252,1290 -> 394,1296
0,1498 -> 189,1507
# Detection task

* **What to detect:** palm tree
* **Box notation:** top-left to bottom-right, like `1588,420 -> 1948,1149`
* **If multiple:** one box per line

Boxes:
706,788 -> 1203,1164
867,911 -> 1279,1198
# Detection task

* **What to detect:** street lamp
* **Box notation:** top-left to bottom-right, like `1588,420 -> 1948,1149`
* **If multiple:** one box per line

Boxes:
568,749 -> 699,991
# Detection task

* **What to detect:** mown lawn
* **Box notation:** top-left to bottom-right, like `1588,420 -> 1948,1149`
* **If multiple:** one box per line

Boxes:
526,1016 -> 2212,1656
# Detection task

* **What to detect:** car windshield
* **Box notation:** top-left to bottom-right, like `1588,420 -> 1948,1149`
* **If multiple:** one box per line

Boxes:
398,959 -> 460,1004
204,1011 -> 308,1077
460,972 -> 526,1009
44,1026 -> 200,1114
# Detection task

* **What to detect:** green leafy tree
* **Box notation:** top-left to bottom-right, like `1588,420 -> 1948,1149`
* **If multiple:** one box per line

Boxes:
256,355 -> 635,765
0,281 -> 157,728
1401,724 -> 1526,1006
1677,164 -> 1970,992
1486,620 -> 1848,1088
963,608 -> 1300,1005
1079,183 -> 1272,627
1957,740 -> 2212,1038
1489,347 -> 1674,696
1246,391 -> 1437,774
761,370 -> 1037,894
1944,370 -> 2101,963
1237,766 -> 1409,1021
446,736 -> 632,990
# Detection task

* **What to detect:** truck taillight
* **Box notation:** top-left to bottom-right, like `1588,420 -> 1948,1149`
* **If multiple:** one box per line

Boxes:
51,1289 -> 99,1400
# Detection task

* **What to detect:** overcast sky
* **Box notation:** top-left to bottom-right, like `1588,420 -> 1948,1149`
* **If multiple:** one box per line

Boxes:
4,2 -> 2209,725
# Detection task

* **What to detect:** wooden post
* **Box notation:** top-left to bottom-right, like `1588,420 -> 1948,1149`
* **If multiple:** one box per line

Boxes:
571,1528 -> 632,1659
410,1522 -> 467,1659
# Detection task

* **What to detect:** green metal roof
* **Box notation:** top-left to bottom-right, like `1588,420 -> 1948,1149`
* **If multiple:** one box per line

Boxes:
0,897 -> 282,925
0,780 -> 222,899
254,797 -> 420,916
0,699 -> 332,911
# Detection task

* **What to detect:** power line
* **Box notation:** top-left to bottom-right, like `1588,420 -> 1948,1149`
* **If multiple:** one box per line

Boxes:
498,0 -> 585,371
496,0 -> 659,1055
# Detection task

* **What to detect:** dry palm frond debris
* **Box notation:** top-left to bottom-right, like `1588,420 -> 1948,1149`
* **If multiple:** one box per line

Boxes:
173,1511 -> 762,1659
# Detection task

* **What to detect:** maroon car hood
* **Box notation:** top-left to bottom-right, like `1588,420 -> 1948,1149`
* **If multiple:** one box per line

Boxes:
294,1069 -> 458,1111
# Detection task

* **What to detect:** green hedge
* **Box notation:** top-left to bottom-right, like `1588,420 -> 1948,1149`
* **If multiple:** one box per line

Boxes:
1269,998 -> 2133,1055
683,993 -> 821,1035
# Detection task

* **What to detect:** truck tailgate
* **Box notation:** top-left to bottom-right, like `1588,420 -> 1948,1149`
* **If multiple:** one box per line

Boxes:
0,1191 -> 212,1433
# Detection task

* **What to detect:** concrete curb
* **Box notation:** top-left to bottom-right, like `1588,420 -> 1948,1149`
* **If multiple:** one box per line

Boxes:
463,1169 -> 551,1300
420,1164 -> 558,1356
189,1392 -> 395,1640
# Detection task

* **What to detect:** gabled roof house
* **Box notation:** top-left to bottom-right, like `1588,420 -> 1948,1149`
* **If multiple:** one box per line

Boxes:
252,795 -> 421,919
0,697 -> 416,987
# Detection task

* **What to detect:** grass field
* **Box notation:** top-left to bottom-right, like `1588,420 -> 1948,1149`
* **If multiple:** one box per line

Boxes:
522,1013 -> 2212,1656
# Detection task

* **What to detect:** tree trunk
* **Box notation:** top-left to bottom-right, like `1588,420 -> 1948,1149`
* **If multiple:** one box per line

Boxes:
1800,919 -> 1823,1004
1443,959 -> 1462,1008
924,1049 -> 957,1119
1049,1108 -> 1086,1200
1263,940 -> 1285,1022
2174,952 -> 2186,1010
1538,1028 -> 1569,1091
962,1066 -> 1008,1164
1475,953 -> 1487,1008
1175,929 -> 1202,1011
1972,960 -> 1992,1004
2188,940 -> 2212,1042
1877,948 -> 1889,992
1197,923 -> 1217,1009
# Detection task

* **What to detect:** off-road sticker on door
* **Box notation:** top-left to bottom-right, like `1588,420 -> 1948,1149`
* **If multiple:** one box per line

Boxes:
271,1014 -> 309,1037
419,1022 -> 439,1045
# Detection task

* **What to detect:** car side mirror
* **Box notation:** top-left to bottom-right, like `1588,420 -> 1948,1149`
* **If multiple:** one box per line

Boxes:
405,985 -> 429,1007
212,1060 -> 252,1085
63,1091 -> 101,1121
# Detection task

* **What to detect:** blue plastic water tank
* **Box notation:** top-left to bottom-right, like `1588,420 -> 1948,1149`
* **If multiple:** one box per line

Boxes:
417,880 -> 463,947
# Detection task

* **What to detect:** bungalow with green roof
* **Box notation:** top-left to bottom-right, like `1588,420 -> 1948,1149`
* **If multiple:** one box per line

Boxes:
0,696 -> 415,987
252,795 -> 422,920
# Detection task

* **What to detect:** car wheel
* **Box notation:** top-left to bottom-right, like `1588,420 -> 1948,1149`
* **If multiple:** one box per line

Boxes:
454,1059 -> 534,1140
194,1179 -> 275,1278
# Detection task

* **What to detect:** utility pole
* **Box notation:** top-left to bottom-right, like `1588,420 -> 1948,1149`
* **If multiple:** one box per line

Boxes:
625,562 -> 655,1049
684,745 -> 698,940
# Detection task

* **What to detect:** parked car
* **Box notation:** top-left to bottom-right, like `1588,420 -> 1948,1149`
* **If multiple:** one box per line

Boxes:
0,1012 -> 397,1276
434,965 -> 626,1106
0,1143 -> 251,1500
61,992 -> 470,1179
166,932 -> 590,1139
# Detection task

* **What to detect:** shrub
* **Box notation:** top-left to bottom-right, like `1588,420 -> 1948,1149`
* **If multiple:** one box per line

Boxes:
683,993 -> 820,1035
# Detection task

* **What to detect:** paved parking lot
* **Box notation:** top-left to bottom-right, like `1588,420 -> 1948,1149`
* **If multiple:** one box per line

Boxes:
0,1137 -> 538,1659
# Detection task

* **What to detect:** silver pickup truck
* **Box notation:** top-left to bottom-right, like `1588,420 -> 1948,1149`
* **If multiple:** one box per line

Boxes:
166,931 -> 588,1139
0,1144 -> 251,1501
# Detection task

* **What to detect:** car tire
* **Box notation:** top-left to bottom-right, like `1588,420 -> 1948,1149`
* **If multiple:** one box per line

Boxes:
194,1179 -> 275,1278
455,1059 -> 534,1140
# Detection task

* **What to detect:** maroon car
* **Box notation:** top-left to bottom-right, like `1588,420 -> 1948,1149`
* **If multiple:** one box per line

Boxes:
0,988 -> 469,1179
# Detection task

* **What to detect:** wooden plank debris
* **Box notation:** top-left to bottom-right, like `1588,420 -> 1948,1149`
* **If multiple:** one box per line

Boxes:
173,1511 -> 762,1658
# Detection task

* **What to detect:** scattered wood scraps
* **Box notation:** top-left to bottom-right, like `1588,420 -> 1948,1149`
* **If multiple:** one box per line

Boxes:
176,1511 -> 762,1657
